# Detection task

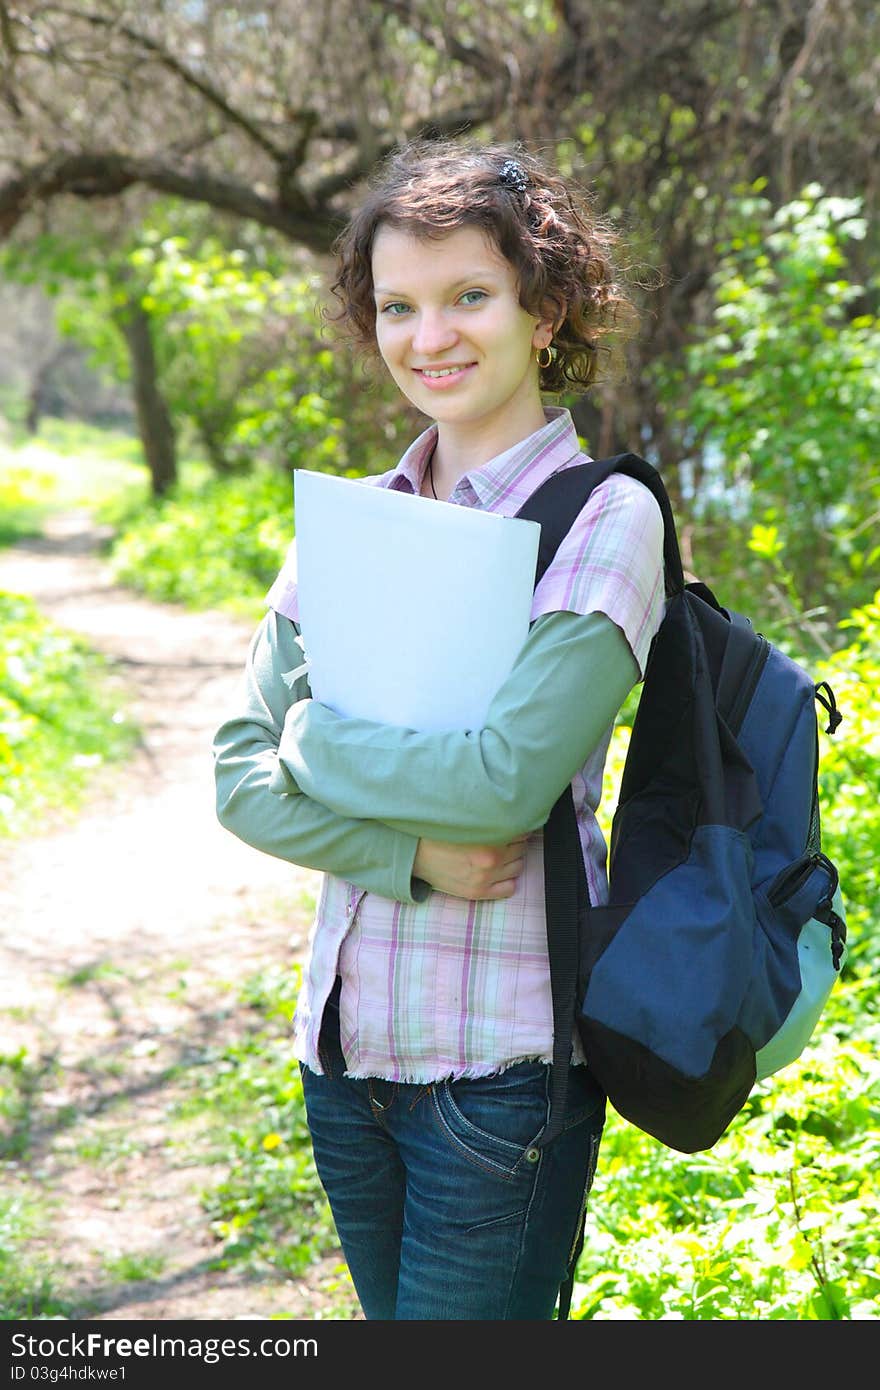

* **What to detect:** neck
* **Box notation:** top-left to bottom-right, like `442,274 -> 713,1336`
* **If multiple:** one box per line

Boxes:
429,401 -> 549,499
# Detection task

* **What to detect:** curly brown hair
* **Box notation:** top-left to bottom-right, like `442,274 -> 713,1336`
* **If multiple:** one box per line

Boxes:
327,137 -> 637,394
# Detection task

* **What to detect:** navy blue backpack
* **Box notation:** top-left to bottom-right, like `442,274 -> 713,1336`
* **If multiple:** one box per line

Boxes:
517,454 -> 847,1161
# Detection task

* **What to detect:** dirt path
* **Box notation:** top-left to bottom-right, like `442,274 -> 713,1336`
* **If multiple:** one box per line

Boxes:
0,514 -> 349,1321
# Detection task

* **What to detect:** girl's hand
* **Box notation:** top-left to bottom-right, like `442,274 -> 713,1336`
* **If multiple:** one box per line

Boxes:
413,835 -> 528,900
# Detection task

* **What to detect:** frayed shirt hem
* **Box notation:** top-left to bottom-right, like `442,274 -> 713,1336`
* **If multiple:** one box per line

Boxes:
296,1051 -> 593,1083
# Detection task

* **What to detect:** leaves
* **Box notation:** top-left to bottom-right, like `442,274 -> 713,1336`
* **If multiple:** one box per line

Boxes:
676,185 -> 880,628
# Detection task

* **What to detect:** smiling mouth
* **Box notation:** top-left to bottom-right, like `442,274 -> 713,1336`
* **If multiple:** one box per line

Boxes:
414,364 -> 476,378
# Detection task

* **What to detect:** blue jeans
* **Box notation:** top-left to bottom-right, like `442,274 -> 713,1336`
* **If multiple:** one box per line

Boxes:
300,982 -> 605,1320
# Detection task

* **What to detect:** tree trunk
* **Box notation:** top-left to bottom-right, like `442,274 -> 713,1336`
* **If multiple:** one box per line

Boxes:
24,344 -> 70,433
195,414 -> 234,474
116,298 -> 177,496
25,358 -> 51,434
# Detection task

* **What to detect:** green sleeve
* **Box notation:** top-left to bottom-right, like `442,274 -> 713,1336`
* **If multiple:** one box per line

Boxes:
275,609 -> 639,843
212,610 -> 425,901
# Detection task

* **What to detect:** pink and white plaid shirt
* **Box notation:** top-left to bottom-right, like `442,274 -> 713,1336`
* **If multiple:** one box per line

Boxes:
268,407 -> 665,1081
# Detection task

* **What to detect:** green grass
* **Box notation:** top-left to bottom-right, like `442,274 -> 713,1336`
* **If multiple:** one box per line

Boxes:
572,1016 -> 880,1320
174,963 -> 337,1279
0,960 -> 346,1318
0,1047 -> 55,1161
0,419 -> 152,529
0,591 -> 139,837
0,463 -> 59,545
101,1252 -> 167,1283
0,1194 -> 73,1320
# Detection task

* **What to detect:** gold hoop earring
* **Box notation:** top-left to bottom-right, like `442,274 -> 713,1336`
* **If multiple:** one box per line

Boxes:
536,345 -> 553,369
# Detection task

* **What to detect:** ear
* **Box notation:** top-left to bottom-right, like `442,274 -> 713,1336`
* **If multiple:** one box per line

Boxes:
532,323 -> 553,350
533,299 -> 566,347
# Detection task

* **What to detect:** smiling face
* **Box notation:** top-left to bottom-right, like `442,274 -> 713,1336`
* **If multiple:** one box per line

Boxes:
371,223 -> 553,468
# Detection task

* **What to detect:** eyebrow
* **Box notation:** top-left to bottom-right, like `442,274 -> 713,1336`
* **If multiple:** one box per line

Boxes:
372,270 -> 503,298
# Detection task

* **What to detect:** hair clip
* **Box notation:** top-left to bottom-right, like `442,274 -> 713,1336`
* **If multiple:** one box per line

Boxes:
498,159 -> 529,196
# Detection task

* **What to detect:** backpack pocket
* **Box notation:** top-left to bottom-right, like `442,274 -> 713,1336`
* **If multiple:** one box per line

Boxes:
754,852 -> 847,1081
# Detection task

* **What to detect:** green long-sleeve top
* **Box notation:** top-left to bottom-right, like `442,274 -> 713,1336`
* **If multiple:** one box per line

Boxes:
213,606 -> 639,903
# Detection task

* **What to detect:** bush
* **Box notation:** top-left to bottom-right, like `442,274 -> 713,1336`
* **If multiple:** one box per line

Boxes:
109,467 -> 294,615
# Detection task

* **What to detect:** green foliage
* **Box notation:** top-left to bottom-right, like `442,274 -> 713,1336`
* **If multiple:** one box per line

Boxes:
814,590 -> 880,972
121,220 -> 410,478
0,463 -> 58,544
0,1046 -> 44,1160
575,1027 -> 880,1319
109,466 -> 294,614
0,593 -> 138,835
123,231 -> 333,468
2,213 -> 411,484
667,184 -> 880,634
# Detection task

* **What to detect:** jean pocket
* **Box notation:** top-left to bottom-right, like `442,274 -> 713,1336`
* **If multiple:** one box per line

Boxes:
430,1062 -> 550,1179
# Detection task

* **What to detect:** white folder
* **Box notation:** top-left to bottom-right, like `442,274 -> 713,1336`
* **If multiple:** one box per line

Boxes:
293,469 -> 541,732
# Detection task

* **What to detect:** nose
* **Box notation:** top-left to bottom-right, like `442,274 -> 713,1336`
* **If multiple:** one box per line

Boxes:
410,308 -> 458,357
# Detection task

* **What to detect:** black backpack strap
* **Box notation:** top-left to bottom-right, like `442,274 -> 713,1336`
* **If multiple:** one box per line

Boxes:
515,454 -> 683,1146
538,785 -> 586,1148
514,458 -> 678,1323
517,453 -> 685,595
514,454 -> 682,1316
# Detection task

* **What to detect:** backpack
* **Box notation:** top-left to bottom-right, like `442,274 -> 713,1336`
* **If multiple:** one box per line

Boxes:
516,453 -> 848,1162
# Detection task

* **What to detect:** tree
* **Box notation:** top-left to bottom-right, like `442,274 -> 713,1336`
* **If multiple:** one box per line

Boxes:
1,225 -> 182,492
1,2 -> 878,479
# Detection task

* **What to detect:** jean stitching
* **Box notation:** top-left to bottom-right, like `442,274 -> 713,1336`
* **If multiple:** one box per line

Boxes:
367,1079 -> 397,1114
501,1149 -> 545,1319
428,1084 -> 518,1180
566,1128 -> 601,1267
439,1079 -> 537,1159
408,1085 -> 429,1112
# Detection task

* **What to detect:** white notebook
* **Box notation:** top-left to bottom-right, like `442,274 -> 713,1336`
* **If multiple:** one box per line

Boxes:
293,469 -> 541,732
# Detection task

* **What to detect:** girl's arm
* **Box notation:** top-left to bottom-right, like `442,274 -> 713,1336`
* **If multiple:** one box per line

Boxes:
271,609 -> 639,843
213,611 -> 424,901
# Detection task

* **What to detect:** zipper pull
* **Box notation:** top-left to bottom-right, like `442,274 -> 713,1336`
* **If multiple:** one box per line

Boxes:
815,681 -> 842,735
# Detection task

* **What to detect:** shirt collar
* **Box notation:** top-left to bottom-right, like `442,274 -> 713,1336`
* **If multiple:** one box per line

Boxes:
387,407 -> 587,516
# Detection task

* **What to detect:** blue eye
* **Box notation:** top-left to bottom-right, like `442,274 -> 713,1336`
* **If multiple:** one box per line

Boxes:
460,290 -> 486,305
379,302 -> 411,316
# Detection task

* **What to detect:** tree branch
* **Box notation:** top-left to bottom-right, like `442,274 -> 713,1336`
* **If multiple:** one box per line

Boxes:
371,0 -> 510,85
310,100 -> 504,204
0,152 -> 344,250
36,5 -> 293,166
0,0 -> 23,117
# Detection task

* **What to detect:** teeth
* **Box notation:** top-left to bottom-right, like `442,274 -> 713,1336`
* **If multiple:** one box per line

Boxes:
421,366 -> 466,377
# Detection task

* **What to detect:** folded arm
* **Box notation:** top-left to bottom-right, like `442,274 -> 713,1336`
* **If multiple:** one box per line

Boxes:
274,609 -> 639,843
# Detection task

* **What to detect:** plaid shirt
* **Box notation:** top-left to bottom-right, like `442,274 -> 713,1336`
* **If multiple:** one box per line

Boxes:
267,407 -> 665,1081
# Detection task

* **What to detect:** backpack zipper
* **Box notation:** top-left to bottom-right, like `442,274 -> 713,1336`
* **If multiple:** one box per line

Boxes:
725,632 -> 770,734
767,851 -> 846,970
767,850 -> 834,907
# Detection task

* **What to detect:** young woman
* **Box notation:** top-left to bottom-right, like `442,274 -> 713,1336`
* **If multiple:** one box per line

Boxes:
213,139 -> 665,1321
